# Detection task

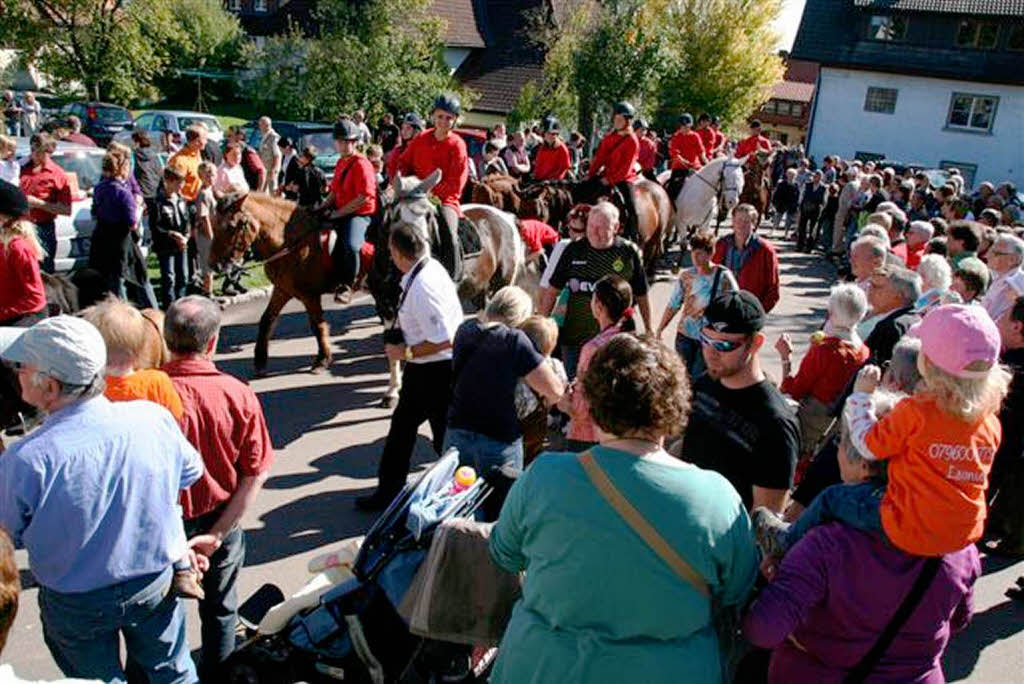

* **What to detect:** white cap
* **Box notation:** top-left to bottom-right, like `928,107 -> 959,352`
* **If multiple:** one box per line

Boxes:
1,316 -> 106,386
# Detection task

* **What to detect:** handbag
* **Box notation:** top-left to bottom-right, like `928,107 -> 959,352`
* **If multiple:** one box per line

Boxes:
577,450 -> 747,682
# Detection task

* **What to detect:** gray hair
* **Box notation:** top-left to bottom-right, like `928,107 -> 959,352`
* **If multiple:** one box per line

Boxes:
886,337 -> 923,393
845,168 -> 860,180
30,369 -> 106,402
994,233 -> 1024,261
861,222 -> 892,246
917,253 -> 952,291
591,200 -> 620,227
908,220 -> 934,241
164,296 -> 222,354
828,283 -> 868,328
887,267 -> 923,305
484,286 -> 533,328
851,236 -> 887,262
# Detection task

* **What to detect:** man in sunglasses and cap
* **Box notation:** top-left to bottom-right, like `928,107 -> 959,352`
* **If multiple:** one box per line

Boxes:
678,290 -> 799,514
397,93 -> 469,280
0,316 -> 204,682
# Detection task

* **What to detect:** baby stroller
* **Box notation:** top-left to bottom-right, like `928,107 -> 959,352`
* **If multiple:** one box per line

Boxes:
226,450 -> 499,683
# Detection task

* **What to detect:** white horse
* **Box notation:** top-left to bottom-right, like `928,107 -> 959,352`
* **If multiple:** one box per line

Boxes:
673,156 -> 747,235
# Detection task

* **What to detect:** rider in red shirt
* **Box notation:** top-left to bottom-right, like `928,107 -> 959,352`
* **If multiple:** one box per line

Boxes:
385,112 -> 424,183
314,119 -> 379,298
634,119 -> 658,181
695,113 -> 717,159
582,101 -> 641,240
666,113 -> 707,201
735,119 -> 773,160
398,94 -> 469,279
711,116 -> 728,154
533,117 -> 572,181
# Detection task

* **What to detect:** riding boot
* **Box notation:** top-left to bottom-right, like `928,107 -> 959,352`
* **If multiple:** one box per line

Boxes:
438,205 -> 463,282
666,169 -> 690,204
615,180 -> 640,244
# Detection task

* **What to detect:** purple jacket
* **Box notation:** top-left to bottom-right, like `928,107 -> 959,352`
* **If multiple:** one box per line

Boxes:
743,523 -> 979,683
92,177 -> 136,227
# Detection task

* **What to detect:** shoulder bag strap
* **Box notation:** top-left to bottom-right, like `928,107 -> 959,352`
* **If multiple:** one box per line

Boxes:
709,266 -> 723,303
845,556 -> 942,684
578,450 -> 709,598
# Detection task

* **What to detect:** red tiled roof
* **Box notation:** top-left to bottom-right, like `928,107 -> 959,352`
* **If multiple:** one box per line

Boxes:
772,80 -> 816,102
431,0 -> 486,48
784,58 -> 819,84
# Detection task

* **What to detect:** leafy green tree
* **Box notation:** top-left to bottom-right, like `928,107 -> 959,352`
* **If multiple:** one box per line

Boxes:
244,0 -> 465,121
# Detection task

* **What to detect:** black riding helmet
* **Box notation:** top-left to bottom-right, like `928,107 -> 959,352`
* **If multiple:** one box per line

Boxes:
634,118 -> 648,131
678,112 -> 694,127
0,180 -> 28,219
333,119 -> 360,141
613,101 -> 636,119
541,116 -> 560,133
403,112 -> 425,130
432,93 -> 461,116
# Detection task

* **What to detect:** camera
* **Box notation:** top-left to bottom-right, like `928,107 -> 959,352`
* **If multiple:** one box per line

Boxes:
383,327 -> 405,345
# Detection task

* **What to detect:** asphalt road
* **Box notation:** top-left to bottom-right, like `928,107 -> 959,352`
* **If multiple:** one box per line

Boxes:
6,238 -> 1024,681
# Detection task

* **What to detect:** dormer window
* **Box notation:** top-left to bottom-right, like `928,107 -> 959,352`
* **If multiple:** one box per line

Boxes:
867,15 -> 908,41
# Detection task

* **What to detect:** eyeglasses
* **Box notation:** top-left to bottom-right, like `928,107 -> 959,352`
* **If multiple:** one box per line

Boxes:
699,331 -> 746,352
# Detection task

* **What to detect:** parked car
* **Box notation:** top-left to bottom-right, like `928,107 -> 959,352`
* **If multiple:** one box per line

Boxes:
114,109 -> 225,151
14,137 -> 147,272
56,102 -> 134,146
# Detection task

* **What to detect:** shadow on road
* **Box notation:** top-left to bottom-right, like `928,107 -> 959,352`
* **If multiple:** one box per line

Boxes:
217,302 -> 378,354
944,600 -> 1024,681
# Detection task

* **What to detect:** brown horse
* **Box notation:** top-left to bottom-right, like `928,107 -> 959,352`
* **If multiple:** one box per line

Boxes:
210,192 -> 340,374
741,151 -> 774,221
520,183 -> 576,228
466,174 -> 522,214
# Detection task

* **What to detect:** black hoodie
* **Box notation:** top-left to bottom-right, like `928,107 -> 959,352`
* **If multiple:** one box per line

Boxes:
133,147 -> 163,200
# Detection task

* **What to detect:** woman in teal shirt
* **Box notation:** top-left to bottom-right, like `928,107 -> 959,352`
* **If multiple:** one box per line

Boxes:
489,334 -> 759,683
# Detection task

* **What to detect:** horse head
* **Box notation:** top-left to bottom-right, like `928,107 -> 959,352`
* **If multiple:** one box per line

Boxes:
210,192 -> 259,272
721,158 -> 746,210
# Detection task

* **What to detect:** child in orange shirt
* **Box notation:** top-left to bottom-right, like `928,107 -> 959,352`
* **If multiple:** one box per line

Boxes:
757,304 -> 1009,558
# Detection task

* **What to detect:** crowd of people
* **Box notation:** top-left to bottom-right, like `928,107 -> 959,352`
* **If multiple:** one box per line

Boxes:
0,89 -> 1022,684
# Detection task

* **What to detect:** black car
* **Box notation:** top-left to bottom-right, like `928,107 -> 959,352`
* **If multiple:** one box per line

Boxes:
58,101 -> 134,145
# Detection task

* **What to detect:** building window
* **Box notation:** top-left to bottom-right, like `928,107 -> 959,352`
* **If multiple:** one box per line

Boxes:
864,87 -> 898,114
226,0 -> 240,9
955,20 -> 999,48
1009,25 -> 1024,50
253,0 -> 268,10
939,161 -> 977,188
868,15 -> 908,41
947,93 -> 998,132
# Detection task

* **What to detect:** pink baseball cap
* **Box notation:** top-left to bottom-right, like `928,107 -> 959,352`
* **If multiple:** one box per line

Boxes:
909,304 -> 1000,378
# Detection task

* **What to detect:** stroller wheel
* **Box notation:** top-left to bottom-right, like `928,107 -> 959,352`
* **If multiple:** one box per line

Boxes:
225,661 -> 265,684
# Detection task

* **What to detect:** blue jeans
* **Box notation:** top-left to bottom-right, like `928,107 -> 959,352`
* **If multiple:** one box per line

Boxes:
37,567 -> 196,684
181,522 -> 245,680
158,250 -> 188,309
37,220 -> 56,274
785,480 -> 885,548
335,215 -> 370,287
675,333 -> 706,381
443,427 -> 524,479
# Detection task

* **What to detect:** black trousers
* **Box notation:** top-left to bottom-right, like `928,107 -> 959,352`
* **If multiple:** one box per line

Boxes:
377,359 -> 452,495
665,168 -> 692,203
796,207 -> 821,251
576,177 -> 639,242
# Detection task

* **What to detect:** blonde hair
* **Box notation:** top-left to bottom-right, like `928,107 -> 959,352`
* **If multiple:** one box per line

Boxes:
484,285 -> 533,328
0,219 -> 46,260
520,315 -> 558,356
0,134 -> 14,156
917,354 -> 1011,421
198,161 -> 217,177
101,150 -> 130,179
79,296 -> 148,368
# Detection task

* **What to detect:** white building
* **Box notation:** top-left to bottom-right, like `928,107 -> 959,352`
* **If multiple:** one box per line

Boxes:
793,0 -> 1024,189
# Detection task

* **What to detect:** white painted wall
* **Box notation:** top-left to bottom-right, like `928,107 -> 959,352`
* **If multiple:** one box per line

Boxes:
808,66 -> 1024,188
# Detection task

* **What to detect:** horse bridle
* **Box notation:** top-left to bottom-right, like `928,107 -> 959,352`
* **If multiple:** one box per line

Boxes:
221,209 -> 261,265
691,160 -> 742,200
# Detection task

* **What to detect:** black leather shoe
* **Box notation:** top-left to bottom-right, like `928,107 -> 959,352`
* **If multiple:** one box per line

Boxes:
355,492 -> 393,512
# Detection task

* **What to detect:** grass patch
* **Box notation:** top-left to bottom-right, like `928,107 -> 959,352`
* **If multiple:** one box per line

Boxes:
145,252 -> 272,300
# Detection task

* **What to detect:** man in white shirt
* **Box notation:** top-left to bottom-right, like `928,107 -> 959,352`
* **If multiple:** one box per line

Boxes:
257,116 -> 281,194
356,222 -> 463,510
983,233 -> 1024,321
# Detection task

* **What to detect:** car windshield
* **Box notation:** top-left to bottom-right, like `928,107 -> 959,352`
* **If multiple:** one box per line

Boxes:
52,150 -> 104,191
91,106 -> 131,124
299,132 -> 335,154
179,116 -> 221,132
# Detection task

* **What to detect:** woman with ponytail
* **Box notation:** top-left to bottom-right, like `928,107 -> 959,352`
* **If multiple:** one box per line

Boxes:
559,274 -> 635,451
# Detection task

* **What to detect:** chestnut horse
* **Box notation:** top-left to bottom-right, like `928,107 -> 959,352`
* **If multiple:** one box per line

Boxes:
740,151 -> 774,221
466,174 -> 522,214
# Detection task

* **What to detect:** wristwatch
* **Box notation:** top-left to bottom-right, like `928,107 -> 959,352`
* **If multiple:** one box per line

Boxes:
404,345 -> 414,361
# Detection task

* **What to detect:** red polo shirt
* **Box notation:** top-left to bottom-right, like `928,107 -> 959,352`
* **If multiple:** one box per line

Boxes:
385,140 -> 407,180
713,129 -> 728,150
637,136 -> 658,171
163,357 -> 274,520
588,130 -> 639,185
669,130 -> 706,170
0,236 -> 46,321
330,154 -> 378,216
735,134 -> 772,159
398,128 -> 469,212
533,141 -> 571,181
696,127 -> 716,155
518,219 -> 559,253
20,158 -> 71,226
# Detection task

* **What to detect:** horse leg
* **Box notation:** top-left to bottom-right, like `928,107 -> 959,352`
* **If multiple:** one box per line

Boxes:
298,294 -> 331,373
382,357 -> 402,408
254,287 -> 292,376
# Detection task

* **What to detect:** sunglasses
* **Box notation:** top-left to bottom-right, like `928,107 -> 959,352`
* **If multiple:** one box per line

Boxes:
699,331 -> 746,352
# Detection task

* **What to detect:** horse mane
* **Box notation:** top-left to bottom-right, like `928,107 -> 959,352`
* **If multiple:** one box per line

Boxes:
242,192 -> 313,242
